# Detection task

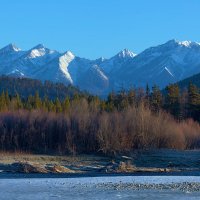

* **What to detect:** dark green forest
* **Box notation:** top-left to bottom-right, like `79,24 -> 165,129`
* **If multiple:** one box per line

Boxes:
0,76 -> 200,155
0,75 -> 83,100
178,72 -> 200,90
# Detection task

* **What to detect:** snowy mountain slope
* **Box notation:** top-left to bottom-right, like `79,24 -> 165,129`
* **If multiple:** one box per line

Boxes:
0,40 -> 200,95
100,49 -> 136,74
77,65 -> 109,94
33,51 -> 74,85
0,44 -> 25,74
110,40 -> 200,90
34,51 -> 101,87
9,44 -> 60,77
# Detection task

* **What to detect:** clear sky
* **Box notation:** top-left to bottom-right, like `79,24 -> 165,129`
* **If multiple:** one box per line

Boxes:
0,0 -> 200,59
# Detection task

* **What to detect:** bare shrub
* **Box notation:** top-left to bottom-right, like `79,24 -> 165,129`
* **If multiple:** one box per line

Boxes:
0,103 -> 200,155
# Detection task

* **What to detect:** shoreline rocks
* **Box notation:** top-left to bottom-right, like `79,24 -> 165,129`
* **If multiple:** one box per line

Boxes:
1,161 -> 182,174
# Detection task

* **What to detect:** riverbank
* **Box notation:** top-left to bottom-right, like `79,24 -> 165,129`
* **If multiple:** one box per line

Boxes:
0,149 -> 199,175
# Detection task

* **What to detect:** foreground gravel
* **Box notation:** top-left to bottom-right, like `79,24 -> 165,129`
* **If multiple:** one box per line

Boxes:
95,182 -> 200,193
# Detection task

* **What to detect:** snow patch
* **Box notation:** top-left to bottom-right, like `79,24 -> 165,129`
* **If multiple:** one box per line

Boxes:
0,44 -> 21,53
177,40 -> 200,48
118,49 -> 136,58
58,51 -> 75,84
164,67 -> 174,77
8,69 -> 25,76
92,65 -> 108,80
29,49 -> 46,58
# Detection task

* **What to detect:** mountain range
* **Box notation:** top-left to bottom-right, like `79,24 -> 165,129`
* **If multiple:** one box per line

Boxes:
1,39 -> 200,95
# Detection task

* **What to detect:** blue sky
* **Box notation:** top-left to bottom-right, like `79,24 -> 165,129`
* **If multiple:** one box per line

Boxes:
0,0 -> 200,59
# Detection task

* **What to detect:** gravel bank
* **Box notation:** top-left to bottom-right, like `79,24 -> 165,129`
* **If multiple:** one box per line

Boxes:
96,182 -> 200,193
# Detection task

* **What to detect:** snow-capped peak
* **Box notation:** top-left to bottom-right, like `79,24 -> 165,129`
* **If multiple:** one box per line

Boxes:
165,39 -> 200,48
164,39 -> 180,47
29,48 -> 46,58
33,44 -> 45,49
98,57 -> 106,62
59,51 -> 75,72
178,41 -> 192,47
0,43 -> 21,53
63,51 -> 75,59
178,40 -> 200,48
59,51 -> 75,66
117,49 -> 136,58
28,44 -> 58,59
1,40 -> 200,95
95,57 -> 107,64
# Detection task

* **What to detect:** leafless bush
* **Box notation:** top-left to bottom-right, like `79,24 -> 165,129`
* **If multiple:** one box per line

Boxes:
0,103 -> 200,155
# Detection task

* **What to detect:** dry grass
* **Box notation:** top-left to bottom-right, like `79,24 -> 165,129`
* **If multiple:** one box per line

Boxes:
0,152 -> 110,166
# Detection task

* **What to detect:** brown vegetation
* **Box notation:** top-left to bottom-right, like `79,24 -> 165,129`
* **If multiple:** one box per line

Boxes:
0,101 -> 199,156
0,80 -> 200,156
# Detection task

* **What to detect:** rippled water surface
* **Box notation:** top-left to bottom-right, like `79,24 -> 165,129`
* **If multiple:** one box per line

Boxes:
1,176 -> 200,200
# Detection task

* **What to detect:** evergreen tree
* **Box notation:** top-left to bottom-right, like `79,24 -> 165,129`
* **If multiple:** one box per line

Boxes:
5,91 -> 10,107
100,100 -> 107,111
26,95 -> 34,110
188,83 -> 200,121
34,91 -> 42,109
144,84 -> 151,107
179,89 -> 188,120
88,96 -> 101,112
0,91 -> 7,111
106,91 -> 115,111
150,85 -> 162,113
165,84 -> 180,119
62,96 -> 70,113
55,98 -> 62,113
15,93 -> 23,109
128,88 -> 136,106
145,84 -> 150,99
48,100 -> 55,112
117,90 -> 129,110
42,95 -> 49,112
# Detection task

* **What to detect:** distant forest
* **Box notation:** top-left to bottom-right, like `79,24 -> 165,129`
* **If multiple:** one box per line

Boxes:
0,75 -> 83,100
178,72 -> 200,90
0,76 -> 200,155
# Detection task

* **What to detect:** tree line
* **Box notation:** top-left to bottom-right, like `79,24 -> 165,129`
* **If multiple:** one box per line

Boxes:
0,82 -> 199,155
0,75 -> 83,100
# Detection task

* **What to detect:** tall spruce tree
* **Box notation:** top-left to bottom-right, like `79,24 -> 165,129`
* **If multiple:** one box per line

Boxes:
55,98 -> 62,113
0,91 -> 7,111
62,96 -> 70,113
128,88 -> 136,106
150,85 -> 162,113
34,91 -> 42,109
188,83 -> 200,121
165,84 -> 180,119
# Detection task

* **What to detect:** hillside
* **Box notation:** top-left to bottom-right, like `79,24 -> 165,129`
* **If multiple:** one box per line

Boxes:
177,72 -> 200,90
0,76 -> 84,100
1,40 -> 200,95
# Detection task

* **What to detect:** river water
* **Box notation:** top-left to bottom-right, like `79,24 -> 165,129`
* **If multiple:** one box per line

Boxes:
0,176 -> 200,199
